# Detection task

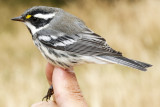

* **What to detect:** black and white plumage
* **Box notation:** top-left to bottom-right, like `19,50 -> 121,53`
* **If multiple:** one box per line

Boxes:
12,6 -> 152,71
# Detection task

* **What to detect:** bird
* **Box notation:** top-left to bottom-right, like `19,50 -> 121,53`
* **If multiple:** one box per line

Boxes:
11,6 -> 152,100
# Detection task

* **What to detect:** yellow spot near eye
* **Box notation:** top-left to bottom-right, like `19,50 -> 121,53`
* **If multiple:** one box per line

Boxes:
26,15 -> 31,19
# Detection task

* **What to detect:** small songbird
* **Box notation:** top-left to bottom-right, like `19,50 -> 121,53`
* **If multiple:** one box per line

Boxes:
11,6 -> 152,100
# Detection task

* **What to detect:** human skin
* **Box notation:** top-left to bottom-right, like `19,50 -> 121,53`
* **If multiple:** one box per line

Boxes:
31,63 -> 88,107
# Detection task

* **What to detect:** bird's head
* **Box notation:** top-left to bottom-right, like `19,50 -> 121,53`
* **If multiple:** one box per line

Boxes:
11,6 -> 60,35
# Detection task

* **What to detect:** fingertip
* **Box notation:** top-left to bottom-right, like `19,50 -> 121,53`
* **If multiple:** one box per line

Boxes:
46,63 -> 54,72
52,67 -> 87,107
46,63 -> 54,85
52,67 -> 76,86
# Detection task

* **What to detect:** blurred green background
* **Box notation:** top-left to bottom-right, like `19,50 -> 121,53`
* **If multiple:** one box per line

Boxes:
0,0 -> 159,107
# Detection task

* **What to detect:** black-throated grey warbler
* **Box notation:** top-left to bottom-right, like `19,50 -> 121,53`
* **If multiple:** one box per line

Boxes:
12,6 -> 152,100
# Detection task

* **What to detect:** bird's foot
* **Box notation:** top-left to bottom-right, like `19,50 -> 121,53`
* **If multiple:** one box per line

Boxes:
42,85 -> 54,101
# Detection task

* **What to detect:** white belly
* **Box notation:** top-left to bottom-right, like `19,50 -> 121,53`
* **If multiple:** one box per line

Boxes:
33,39 -> 107,68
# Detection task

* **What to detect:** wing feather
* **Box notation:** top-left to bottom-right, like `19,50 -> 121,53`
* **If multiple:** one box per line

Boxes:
38,32 -> 122,56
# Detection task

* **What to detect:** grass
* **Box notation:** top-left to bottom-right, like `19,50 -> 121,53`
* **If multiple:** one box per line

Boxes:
0,0 -> 159,107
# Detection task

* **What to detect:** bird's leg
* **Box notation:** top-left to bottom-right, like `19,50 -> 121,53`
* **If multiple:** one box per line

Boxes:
42,85 -> 54,101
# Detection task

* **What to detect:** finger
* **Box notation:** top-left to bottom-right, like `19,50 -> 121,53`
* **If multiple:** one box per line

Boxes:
52,67 -> 88,107
45,63 -> 54,85
31,101 -> 57,107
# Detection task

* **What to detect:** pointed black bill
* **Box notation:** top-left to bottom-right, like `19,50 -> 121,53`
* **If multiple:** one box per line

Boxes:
11,16 -> 24,22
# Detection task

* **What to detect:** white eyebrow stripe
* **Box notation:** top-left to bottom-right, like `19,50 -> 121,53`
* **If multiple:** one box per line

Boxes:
34,13 -> 56,20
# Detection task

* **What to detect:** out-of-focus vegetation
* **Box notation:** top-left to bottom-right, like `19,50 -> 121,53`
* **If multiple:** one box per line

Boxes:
0,0 -> 159,107
4,0 -> 144,6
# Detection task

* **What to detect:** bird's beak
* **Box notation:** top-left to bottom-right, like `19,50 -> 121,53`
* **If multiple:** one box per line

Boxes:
11,16 -> 24,22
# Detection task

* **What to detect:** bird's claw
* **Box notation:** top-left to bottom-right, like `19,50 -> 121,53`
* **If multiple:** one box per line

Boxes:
42,86 -> 54,101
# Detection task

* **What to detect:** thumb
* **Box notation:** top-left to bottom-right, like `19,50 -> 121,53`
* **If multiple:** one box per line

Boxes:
52,67 -> 87,107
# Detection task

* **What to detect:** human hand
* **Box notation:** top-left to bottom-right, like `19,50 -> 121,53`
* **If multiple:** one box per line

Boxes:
31,63 -> 88,107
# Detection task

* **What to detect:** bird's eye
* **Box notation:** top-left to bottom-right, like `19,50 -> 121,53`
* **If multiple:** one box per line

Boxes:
32,17 -> 39,22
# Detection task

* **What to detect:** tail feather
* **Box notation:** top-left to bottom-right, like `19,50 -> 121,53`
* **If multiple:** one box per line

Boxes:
97,56 -> 152,71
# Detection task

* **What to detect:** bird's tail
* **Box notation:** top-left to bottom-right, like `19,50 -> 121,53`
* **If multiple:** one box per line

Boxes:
96,56 -> 152,71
